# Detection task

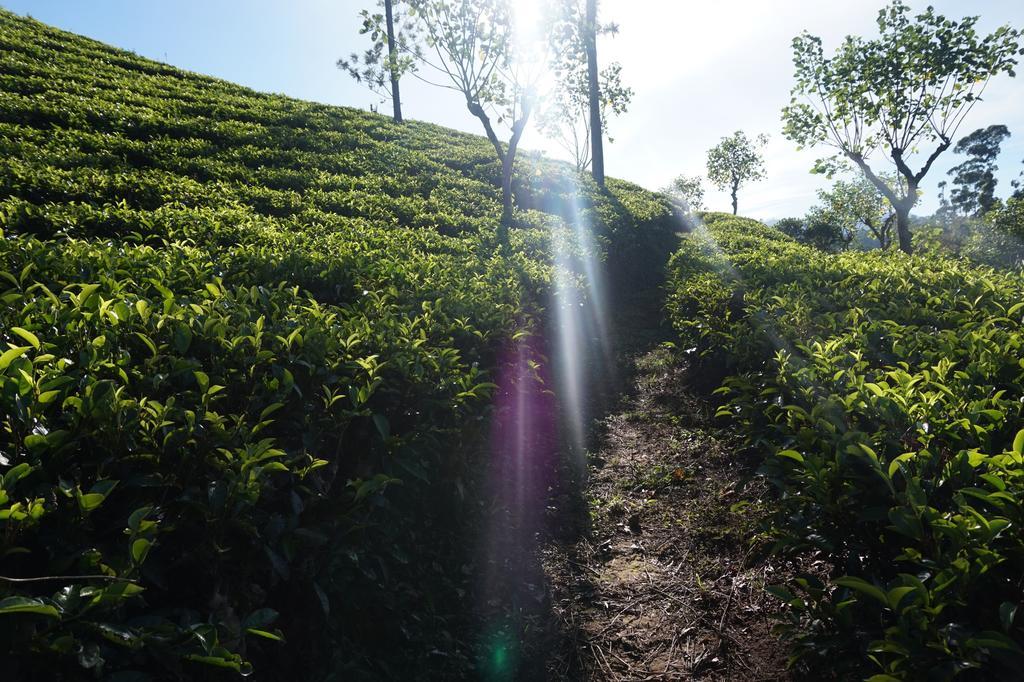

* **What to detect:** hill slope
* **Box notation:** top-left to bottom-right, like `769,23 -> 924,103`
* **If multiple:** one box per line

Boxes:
667,213 -> 1024,678
0,11 -> 676,679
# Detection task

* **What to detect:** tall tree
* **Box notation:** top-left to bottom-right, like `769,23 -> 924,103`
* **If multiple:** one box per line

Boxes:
383,0 -> 403,121
706,131 -> 768,215
585,0 -> 604,187
782,1 -> 1022,254
542,1 -> 629,179
338,0 -> 419,123
948,125 -> 1011,216
407,0 -> 542,244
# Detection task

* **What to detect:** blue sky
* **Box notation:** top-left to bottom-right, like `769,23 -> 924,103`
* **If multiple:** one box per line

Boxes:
6,0 -> 1024,218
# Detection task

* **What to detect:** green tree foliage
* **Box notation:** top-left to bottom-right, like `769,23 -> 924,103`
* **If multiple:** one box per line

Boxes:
774,217 -> 804,240
815,174 -> 903,249
801,210 -> 854,251
540,1 -> 631,174
782,1 -> 1023,254
662,174 -> 705,214
668,212 -> 1024,678
538,63 -> 631,173
948,125 -> 1011,217
337,0 -> 419,122
963,197 -> 1024,269
705,130 -> 768,215
772,213 -> 850,252
406,0 -> 542,243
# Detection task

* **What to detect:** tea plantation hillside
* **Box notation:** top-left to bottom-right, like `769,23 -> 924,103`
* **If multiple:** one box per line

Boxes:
668,213 -> 1024,678
0,10 -> 676,679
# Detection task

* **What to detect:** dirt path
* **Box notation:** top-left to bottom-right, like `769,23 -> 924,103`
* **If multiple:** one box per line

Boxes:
539,341 -> 793,680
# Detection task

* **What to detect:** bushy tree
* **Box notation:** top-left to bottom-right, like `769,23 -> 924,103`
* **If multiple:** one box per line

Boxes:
338,0 -> 419,122
814,174 -> 901,249
963,197 -> 1024,269
948,125 -> 1011,216
407,0 -> 543,244
662,174 -> 705,213
706,131 -> 768,215
775,214 -> 851,252
542,0 -> 631,177
782,1 -> 1023,254
775,217 -> 805,240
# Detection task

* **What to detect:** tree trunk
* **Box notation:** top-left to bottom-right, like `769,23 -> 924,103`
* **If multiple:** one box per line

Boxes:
498,154 -> 514,245
880,214 -> 895,250
585,0 -> 604,188
465,98 -> 531,247
384,0 -> 402,123
895,204 -> 913,254
498,113 -> 529,246
731,179 -> 739,215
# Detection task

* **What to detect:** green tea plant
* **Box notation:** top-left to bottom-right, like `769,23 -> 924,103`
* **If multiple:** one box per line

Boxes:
0,10 -> 676,679
668,213 -> 1024,679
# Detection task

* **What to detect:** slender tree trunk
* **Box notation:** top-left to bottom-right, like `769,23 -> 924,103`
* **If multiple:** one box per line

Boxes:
497,112 -> 530,246
585,0 -> 604,188
384,0 -> 402,123
880,214 -> 895,250
466,100 -> 529,247
731,179 -> 739,215
498,154 -> 514,245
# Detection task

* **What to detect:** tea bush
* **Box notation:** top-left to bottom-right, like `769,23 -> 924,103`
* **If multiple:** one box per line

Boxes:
667,213 -> 1024,679
0,10 -> 676,679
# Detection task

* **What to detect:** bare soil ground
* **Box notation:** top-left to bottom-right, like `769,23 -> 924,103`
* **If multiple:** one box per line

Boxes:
538,343 -> 796,680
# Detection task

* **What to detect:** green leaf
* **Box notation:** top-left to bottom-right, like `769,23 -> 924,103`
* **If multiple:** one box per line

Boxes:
835,576 -> 889,606
37,389 -> 61,405
10,327 -> 39,350
888,452 -> 916,478
968,631 -> 1024,653
776,449 -> 804,463
3,462 -> 33,488
887,586 -> 917,610
0,596 -> 59,618
259,402 -> 285,421
128,506 -> 154,533
134,332 -> 157,357
194,370 -> 209,393
1013,429 -> 1024,456
245,627 -> 285,641
184,655 -> 244,671
0,346 -> 30,371
131,538 -> 151,564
